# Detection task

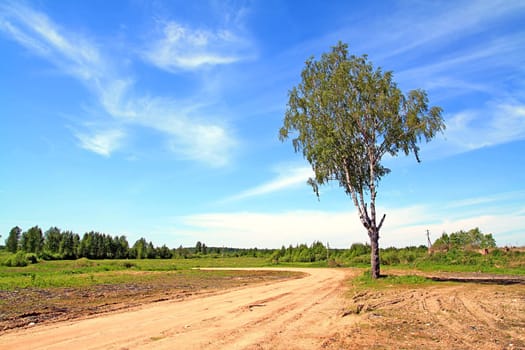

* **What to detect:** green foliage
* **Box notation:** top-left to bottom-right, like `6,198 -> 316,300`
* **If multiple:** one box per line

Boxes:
195,241 -> 203,254
2,251 -> 28,267
414,248 -> 525,274
347,243 -> 371,258
19,226 -> 44,254
432,227 -> 496,250
131,239 -> 178,259
281,42 -> 444,196
1,251 -> 38,267
158,245 -> 173,259
78,231 -> 129,259
379,246 -> 426,265
4,224 -> 279,263
59,231 -> 81,259
43,227 -> 62,255
269,241 -> 330,264
5,226 -> 21,253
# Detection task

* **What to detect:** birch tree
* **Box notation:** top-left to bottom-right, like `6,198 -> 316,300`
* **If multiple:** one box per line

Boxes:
280,42 -> 445,278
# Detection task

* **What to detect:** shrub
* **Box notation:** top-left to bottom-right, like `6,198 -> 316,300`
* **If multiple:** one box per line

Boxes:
348,243 -> 370,258
399,250 -> 416,263
2,251 -> 29,267
432,228 -> 496,251
350,254 -> 370,265
381,251 -> 400,265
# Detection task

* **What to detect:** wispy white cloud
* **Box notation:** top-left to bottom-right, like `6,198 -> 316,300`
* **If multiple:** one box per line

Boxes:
0,2 -> 105,81
167,121 -> 236,167
372,1 -> 525,61
0,14 -> 48,54
396,32 -> 525,93
447,190 -> 525,209
143,20 -> 253,72
74,128 -> 125,157
224,165 -> 313,202
386,4 -> 525,155
0,2 -> 237,166
96,82 -> 237,167
440,101 -> 525,152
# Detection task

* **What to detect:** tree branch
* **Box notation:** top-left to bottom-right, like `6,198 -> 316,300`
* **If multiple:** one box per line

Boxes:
377,213 -> 386,231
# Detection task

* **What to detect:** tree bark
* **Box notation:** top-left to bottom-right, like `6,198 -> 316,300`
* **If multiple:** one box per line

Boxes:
369,228 -> 381,278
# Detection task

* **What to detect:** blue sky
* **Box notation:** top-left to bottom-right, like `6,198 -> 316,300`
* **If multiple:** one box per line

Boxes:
1,0 -> 524,249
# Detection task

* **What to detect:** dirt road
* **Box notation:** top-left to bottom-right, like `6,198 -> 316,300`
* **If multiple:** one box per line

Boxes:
2,268 -> 524,349
0,268 -> 358,349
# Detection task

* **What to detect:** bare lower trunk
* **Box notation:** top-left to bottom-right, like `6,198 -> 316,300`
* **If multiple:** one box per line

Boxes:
369,229 -> 380,278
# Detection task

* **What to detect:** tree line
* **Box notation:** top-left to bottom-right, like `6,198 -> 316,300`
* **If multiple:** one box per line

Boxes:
2,225 -> 352,264
2,225 -> 505,268
2,225 -> 275,264
431,227 -> 496,251
4,226 -> 174,261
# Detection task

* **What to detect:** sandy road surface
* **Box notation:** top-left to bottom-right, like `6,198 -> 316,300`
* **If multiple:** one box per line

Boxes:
0,268 -> 358,350
344,282 -> 525,349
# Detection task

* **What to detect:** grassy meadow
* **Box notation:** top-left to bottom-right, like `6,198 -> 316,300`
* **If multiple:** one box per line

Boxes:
0,256 -> 274,290
0,242 -> 524,291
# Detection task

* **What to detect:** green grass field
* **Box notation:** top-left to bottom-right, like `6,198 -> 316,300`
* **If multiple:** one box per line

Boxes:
1,247 -> 524,291
0,256 -> 272,290
0,253 -> 354,291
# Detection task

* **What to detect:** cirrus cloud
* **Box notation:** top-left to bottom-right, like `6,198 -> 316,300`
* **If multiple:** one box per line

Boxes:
74,128 -> 125,157
143,20 -> 254,72
0,2 -> 239,166
223,165 -> 313,202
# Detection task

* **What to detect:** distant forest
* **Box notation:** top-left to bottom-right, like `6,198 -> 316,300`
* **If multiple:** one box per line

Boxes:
2,225 -> 277,261
1,225 -> 507,268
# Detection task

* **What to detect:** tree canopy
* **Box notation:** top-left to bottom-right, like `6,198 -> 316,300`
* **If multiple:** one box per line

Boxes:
280,42 -> 445,278
433,228 -> 496,250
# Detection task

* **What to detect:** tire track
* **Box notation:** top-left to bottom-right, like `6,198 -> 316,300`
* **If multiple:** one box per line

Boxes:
205,271 -> 351,350
346,282 -> 525,350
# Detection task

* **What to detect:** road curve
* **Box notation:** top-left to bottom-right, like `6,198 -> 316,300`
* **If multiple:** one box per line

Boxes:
0,268 -> 358,350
